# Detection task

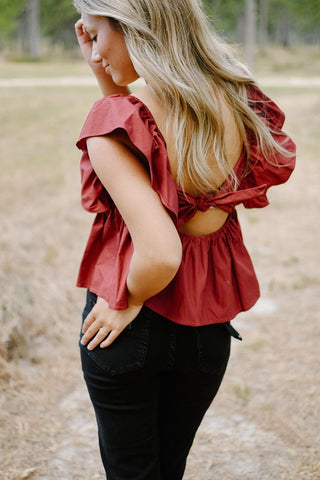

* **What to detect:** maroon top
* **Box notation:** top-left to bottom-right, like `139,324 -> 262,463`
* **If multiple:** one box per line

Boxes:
76,85 -> 295,326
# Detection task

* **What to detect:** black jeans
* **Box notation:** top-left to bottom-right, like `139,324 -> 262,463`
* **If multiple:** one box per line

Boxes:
80,290 -> 238,480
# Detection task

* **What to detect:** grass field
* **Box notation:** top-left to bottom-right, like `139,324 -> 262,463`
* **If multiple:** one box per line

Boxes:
0,46 -> 319,479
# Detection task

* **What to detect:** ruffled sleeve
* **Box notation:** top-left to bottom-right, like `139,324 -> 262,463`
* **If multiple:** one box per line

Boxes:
76,94 -> 178,310
238,85 -> 296,209
76,94 -> 178,221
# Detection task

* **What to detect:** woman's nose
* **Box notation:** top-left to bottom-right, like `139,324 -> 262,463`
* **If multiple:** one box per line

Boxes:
91,44 -> 101,63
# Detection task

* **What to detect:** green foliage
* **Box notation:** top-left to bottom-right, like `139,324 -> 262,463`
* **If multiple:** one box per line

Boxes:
268,0 -> 320,43
202,0 -> 245,36
291,0 -> 320,35
40,0 -> 79,46
0,0 -> 25,38
202,0 -> 320,44
0,0 -> 319,51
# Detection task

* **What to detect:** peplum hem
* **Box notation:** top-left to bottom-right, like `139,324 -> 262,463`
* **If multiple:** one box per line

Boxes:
145,210 -> 260,326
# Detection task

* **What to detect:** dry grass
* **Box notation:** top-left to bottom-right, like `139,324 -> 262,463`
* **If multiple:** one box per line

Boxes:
0,47 -> 319,479
254,44 -> 320,77
0,84 -> 97,478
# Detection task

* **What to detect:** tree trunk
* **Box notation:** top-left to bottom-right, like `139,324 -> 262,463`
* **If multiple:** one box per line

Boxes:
259,0 -> 268,55
244,0 -> 256,68
26,0 -> 40,58
280,8 -> 290,47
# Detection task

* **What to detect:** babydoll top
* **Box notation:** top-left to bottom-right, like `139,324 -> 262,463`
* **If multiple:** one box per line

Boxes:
76,85 -> 296,326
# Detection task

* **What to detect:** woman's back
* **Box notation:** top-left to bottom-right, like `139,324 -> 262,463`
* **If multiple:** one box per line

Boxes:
134,85 -> 243,236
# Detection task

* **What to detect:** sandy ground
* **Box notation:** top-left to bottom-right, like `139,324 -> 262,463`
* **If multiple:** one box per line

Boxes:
0,80 -> 319,479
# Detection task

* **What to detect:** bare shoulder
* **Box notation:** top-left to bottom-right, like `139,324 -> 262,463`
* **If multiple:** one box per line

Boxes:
131,86 -> 179,176
220,96 -> 243,162
132,85 -> 243,191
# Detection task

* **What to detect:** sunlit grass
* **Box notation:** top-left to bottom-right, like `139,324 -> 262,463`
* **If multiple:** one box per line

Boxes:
0,58 -> 90,78
255,44 -> 320,77
1,87 -> 98,173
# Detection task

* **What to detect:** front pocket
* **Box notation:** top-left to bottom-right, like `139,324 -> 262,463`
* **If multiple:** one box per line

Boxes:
195,323 -> 231,375
81,290 -> 98,325
80,307 -> 150,376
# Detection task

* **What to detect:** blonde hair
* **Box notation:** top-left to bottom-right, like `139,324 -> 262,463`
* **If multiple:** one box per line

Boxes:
74,0 -> 291,193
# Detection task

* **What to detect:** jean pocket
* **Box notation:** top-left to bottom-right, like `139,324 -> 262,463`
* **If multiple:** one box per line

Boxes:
81,290 -> 97,325
80,306 -> 150,376
195,323 -> 231,375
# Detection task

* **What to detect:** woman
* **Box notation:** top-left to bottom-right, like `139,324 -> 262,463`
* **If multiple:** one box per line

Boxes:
74,0 -> 295,478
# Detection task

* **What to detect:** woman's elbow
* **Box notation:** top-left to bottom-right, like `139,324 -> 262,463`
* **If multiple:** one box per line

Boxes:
145,238 -> 182,275
169,239 -> 183,271
156,237 -> 182,275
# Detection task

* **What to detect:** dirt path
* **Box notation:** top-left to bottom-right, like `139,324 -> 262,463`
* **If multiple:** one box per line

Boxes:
0,76 -> 320,88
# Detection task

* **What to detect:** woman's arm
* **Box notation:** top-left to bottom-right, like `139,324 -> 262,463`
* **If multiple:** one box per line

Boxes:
75,19 -> 130,97
80,134 -> 182,349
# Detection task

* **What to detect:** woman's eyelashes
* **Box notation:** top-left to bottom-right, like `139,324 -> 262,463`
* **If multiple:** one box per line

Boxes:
83,27 -> 97,42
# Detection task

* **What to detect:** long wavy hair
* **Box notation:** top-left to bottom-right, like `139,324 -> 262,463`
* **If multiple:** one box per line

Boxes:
74,0 -> 291,193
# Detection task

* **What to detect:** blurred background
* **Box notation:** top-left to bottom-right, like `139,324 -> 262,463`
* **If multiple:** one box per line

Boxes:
0,1 -> 319,479
0,0 -> 319,62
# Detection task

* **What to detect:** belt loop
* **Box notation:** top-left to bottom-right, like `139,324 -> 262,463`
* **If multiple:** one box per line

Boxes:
224,322 -> 242,341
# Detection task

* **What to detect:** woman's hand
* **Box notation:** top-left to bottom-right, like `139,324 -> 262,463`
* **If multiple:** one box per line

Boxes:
81,296 -> 142,350
75,19 -> 105,76
74,18 -> 130,96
